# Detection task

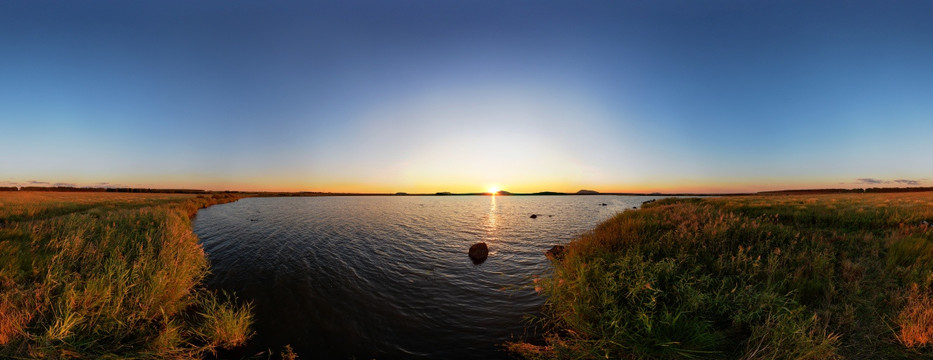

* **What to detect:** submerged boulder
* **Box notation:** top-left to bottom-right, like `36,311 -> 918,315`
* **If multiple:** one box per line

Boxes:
469,242 -> 489,264
545,245 -> 565,260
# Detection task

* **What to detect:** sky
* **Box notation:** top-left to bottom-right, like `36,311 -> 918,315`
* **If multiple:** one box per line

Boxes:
2,1 -> 932,193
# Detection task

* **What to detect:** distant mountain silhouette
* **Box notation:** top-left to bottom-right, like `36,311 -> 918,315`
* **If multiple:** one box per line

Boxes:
576,189 -> 599,195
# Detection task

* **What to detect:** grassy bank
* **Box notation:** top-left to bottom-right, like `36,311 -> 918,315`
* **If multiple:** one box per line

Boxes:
511,192 -> 933,359
0,192 -> 253,358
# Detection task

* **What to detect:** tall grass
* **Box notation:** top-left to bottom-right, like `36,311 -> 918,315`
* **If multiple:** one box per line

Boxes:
510,192 -> 933,359
0,192 -> 253,358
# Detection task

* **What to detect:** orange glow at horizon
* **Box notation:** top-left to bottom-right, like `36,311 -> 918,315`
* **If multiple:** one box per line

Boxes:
5,174 -> 918,195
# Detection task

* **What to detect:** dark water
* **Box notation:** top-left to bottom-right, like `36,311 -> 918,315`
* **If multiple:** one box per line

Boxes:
193,195 -> 660,359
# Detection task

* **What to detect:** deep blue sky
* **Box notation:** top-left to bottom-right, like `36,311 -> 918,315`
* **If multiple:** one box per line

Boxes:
2,1 -> 931,192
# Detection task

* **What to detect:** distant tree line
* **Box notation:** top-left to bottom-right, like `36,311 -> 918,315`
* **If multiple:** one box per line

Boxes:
105,188 -> 208,194
0,186 -> 210,194
863,186 -> 933,193
760,187 -> 933,195
22,186 -> 102,192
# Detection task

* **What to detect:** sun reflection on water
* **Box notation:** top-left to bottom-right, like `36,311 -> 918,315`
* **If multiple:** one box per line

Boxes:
484,194 -> 498,240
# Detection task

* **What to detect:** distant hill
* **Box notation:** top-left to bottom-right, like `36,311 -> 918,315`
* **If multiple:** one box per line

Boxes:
576,189 -> 599,195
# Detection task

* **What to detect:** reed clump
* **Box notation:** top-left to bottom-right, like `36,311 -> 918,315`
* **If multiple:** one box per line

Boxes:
0,192 -> 253,358
510,192 -> 933,359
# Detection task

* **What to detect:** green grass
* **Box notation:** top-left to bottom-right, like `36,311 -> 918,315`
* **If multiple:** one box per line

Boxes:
510,192 -> 933,359
0,192 -> 253,358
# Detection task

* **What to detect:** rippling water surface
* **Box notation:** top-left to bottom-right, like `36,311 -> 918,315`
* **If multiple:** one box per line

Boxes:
193,195 -> 661,359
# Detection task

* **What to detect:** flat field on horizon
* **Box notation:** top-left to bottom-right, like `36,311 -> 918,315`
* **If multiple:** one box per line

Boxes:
0,191 -> 194,220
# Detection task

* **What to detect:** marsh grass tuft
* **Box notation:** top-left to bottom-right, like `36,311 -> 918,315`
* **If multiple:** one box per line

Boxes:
0,192 -> 252,358
194,291 -> 254,351
511,192 -> 933,359
897,284 -> 933,348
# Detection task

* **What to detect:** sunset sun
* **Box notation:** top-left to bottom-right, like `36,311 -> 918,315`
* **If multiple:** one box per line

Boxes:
488,186 -> 501,194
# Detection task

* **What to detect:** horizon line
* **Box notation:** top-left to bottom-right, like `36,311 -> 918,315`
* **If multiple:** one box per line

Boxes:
5,184 -> 933,196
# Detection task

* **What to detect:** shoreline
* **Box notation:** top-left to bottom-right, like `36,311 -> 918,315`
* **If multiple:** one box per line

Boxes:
510,192 -> 933,358
7,191 -> 933,358
0,192 -> 253,358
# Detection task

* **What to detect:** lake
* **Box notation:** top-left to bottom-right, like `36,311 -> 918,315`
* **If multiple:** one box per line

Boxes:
193,195 -> 662,359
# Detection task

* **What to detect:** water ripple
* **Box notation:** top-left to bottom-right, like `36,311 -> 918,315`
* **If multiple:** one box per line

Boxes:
194,195 -> 660,359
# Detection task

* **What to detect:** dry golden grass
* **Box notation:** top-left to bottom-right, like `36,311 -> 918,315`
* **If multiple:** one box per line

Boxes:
0,190 -> 190,204
898,284 -> 933,347
0,191 -> 252,358
0,191 -> 192,218
514,191 -> 933,359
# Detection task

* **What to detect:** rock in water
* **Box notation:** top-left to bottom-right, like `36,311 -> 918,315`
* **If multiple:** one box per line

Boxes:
469,242 -> 489,264
530,214 -> 538,219
545,245 -> 566,260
